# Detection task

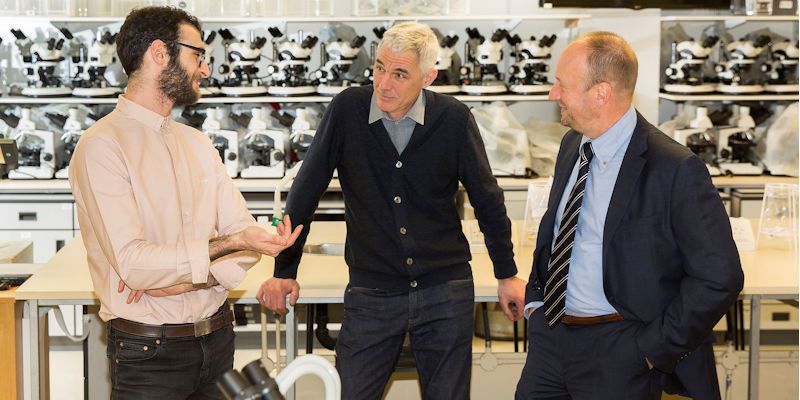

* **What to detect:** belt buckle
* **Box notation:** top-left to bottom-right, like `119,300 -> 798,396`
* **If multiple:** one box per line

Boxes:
194,318 -> 213,337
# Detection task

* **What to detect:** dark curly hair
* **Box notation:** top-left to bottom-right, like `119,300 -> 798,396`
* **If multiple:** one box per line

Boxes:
116,6 -> 201,77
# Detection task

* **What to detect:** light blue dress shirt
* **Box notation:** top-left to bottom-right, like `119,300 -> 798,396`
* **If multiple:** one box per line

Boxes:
525,106 -> 637,318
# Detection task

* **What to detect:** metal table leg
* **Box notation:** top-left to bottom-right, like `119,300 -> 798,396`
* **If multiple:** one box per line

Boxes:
747,296 -> 761,400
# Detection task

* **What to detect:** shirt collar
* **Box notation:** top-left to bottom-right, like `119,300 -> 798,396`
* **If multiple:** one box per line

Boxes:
368,91 -> 426,125
581,106 -> 636,165
116,95 -> 172,132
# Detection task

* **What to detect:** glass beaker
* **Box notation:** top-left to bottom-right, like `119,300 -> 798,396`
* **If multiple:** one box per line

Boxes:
445,0 -> 468,15
352,0 -> 378,16
45,0 -> 72,15
757,183 -> 798,252
220,0 -> 243,16
19,0 -> 43,15
278,0 -> 310,16
0,0 -> 19,15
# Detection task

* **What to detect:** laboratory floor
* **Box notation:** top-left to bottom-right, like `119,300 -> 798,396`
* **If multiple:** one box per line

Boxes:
46,337 -> 798,400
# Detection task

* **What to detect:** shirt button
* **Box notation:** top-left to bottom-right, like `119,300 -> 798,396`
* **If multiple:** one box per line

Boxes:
399,227 -> 407,235
393,196 -> 402,204
395,161 -> 402,168
406,257 -> 413,265
410,280 -> 417,288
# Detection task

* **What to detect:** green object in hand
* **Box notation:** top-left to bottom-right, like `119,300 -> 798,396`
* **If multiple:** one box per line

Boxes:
272,216 -> 282,227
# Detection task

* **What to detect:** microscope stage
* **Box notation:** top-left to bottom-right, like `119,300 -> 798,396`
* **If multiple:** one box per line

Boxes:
268,86 -> 317,96
21,87 -> 73,97
427,85 -> 461,94
72,87 -> 121,98
663,83 -> 716,93
460,84 -> 508,95
716,84 -> 764,94
509,84 -> 552,94
220,86 -> 269,97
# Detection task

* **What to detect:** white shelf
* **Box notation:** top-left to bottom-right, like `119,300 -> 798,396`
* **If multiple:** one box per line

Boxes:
659,93 -> 800,102
0,94 -> 552,105
0,13 -> 590,24
0,96 -> 118,104
454,94 -> 550,102
660,15 -> 799,22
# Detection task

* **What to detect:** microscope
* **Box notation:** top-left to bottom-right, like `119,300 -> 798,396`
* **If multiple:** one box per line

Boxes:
716,106 -> 763,176
764,39 -> 799,93
218,355 -> 340,400
11,28 -> 72,97
202,107 -> 240,178
8,108 -> 60,179
239,107 -> 288,178
663,36 -> 719,94
715,35 -> 771,94
314,35 -> 367,96
507,34 -> 557,94
45,108 -> 83,179
428,34 -> 460,94
65,28 -> 121,98
460,28 -> 509,95
672,107 -> 721,176
266,27 -> 318,96
362,27 -> 386,84
286,107 -> 318,170
217,28 -> 269,97
199,30 -> 222,97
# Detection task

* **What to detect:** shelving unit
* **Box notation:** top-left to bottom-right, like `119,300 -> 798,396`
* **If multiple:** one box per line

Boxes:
0,94 -> 551,104
659,93 -> 800,102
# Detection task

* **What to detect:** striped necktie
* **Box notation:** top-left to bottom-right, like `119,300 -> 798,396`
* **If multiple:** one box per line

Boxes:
543,141 -> 594,327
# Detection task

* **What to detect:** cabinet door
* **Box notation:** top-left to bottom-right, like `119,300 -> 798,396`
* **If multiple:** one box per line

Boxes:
0,202 -> 74,230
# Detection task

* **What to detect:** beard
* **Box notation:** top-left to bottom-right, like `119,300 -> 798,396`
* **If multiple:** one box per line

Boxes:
158,58 -> 200,106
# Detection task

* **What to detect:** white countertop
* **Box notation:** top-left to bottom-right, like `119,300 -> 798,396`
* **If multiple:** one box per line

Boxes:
14,221 -> 798,301
0,176 -> 796,195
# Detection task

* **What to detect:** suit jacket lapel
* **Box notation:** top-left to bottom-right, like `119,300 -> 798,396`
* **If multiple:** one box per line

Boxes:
602,112 -> 649,265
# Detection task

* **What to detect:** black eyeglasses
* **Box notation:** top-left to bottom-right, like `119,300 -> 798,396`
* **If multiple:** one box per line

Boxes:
169,40 -> 207,67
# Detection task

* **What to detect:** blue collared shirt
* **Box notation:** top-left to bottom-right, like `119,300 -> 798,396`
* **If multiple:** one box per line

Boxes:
368,92 -> 426,154
525,106 -> 637,318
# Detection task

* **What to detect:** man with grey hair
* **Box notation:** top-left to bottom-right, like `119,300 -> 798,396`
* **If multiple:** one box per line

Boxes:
516,31 -> 742,400
258,21 -> 526,399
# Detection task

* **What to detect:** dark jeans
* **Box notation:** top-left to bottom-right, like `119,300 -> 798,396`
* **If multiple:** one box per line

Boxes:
106,319 -> 235,400
336,278 -> 475,400
515,308 -> 661,400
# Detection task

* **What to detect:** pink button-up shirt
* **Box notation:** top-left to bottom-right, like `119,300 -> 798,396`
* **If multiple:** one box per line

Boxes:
69,96 -> 259,324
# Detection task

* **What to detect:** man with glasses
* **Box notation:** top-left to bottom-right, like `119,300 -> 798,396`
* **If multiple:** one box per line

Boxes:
68,7 -> 302,399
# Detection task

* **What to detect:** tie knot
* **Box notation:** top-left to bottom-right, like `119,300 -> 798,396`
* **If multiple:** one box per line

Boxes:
580,141 -> 594,164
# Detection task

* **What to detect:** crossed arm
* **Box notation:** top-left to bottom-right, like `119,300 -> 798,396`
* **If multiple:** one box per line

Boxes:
123,216 -> 303,303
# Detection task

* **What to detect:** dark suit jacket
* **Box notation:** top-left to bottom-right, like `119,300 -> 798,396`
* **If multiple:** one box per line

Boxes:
525,111 -> 744,398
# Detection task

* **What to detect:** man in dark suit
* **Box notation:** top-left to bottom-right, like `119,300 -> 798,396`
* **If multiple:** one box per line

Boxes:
515,32 -> 744,400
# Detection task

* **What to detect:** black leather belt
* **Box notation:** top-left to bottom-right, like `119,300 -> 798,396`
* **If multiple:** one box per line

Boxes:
561,313 -> 624,326
110,305 -> 233,338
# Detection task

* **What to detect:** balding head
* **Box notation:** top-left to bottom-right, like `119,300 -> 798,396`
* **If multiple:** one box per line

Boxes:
573,31 -> 638,100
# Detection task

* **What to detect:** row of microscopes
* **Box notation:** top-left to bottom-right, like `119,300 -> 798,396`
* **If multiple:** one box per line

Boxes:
672,104 -> 778,176
1,24 -> 560,98
0,103 -> 323,179
3,27 -> 120,97
664,34 -> 798,94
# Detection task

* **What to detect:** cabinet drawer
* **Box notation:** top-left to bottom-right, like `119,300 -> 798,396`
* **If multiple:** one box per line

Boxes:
0,202 -> 74,230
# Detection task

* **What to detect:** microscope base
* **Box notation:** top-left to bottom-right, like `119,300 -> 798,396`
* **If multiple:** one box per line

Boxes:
200,87 -> 223,97
764,83 -> 799,93
663,83 -> 716,93
21,87 -> 73,97
8,166 -> 55,179
460,84 -> 508,95
427,85 -> 461,94
220,86 -> 268,97
317,84 -> 360,96
706,164 -> 722,177
718,162 -> 763,176
55,168 -> 69,179
509,84 -> 552,94
717,84 -> 763,94
268,86 -> 317,96
72,87 -> 121,98
240,165 -> 285,179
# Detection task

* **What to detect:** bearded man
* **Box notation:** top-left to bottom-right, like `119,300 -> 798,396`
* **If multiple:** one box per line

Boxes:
68,7 -> 302,399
